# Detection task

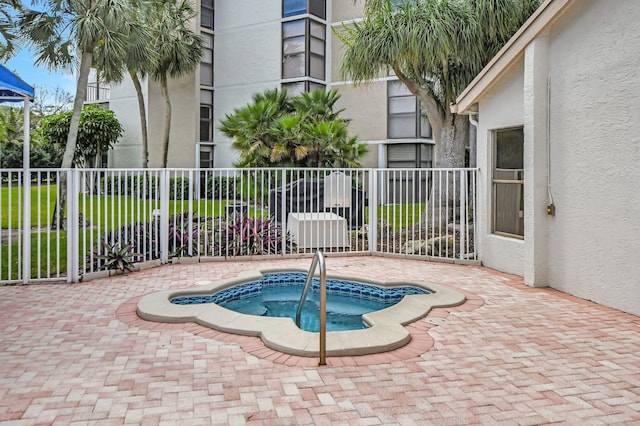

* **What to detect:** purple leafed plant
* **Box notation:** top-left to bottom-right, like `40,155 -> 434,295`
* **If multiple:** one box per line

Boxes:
213,217 -> 294,257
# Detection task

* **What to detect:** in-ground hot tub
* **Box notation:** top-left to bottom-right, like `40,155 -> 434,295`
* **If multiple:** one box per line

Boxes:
137,268 -> 465,357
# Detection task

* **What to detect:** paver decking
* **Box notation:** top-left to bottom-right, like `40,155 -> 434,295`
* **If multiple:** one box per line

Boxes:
0,257 -> 638,425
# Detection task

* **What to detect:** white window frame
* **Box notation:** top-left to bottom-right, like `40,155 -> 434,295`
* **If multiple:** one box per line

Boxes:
492,126 -> 524,239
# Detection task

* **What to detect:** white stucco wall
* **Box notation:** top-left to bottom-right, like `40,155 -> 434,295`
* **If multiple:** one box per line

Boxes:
543,0 -> 640,315
475,0 -> 640,316
109,78 -> 146,167
144,75 -> 197,168
213,0 -> 282,167
475,61 -> 526,276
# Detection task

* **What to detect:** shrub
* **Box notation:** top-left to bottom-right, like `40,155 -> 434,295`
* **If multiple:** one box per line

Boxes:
98,175 -> 191,199
89,240 -> 142,273
206,175 -> 239,199
212,216 -> 294,257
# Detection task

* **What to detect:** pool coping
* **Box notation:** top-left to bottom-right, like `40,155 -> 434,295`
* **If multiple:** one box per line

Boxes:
136,268 -> 466,357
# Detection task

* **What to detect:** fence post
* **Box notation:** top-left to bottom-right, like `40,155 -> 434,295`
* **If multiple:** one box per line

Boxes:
160,170 -> 170,263
67,170 -> 81,282
280,170 -> 287,256
187,170 -> 194,257
459,170 -> 467,260
368,169 -> 378,255
21,172 -> 30,284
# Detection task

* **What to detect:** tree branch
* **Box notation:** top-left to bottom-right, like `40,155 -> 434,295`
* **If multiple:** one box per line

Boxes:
393,65 -> 445,141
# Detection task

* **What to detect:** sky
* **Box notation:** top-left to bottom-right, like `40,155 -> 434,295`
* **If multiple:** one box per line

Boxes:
4,0 -> 77,97
5,48 -> 77,96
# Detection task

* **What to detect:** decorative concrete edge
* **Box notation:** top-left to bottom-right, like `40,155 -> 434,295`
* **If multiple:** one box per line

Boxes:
136,268 -> 466,357
81,260 -> 162,282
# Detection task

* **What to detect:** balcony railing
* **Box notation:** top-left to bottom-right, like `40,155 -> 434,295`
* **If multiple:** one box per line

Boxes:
85,83 -> 110,102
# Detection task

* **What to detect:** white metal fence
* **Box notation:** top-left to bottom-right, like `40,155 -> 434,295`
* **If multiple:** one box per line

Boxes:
0,167 -> 476,284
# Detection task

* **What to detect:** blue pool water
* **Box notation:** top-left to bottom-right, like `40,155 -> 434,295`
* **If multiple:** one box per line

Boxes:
171,272 -> 429,332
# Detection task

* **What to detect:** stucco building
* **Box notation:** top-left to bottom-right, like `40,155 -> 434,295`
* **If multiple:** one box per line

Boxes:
93,0 -> 435,171
453,0 -> 640,316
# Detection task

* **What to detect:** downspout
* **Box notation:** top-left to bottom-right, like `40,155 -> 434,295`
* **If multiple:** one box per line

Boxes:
469,113 -> 478,129
468,113 -> 478,169
546,74 -> 555,215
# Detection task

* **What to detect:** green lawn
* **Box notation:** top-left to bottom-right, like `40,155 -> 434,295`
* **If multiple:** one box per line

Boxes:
1,185 -> 425,280
0,184 -> 58,229
1,185 -> 234,230
375,203 -> 427,231
0,232 -> 68,281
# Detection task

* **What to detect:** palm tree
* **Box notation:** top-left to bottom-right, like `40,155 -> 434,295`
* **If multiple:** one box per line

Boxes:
150,0 -> 203,168
94,4 -> 155,167
293,89 -> 364,168
0,0 -> 21,59
19,0 -> 144,226
339,0 -> 539,168
292,88 -> 343,122
220,88 -> 367,168
220,88 -> 293,167
20,0 -> 143,171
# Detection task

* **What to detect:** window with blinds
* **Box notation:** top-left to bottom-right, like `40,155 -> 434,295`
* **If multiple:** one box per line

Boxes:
493,127 -> 524,238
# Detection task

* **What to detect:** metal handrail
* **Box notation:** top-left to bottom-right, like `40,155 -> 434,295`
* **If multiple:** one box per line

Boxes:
295,250 -> 327,365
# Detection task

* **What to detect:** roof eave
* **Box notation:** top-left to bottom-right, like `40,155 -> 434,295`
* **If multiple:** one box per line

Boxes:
452,0 -> 576,115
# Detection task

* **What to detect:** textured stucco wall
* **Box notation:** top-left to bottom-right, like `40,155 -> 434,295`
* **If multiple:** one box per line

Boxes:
144,75 -> 197,168
544,0 -> 640,315
109,78 -> 146,167
476,61 -> 526,276
334,83 -> 386,141
331,0 -> 364,23
213,0 -> 282,167
476,0 -> 640,316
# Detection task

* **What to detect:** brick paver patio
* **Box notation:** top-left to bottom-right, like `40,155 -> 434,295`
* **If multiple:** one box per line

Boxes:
1,257 -> 638,425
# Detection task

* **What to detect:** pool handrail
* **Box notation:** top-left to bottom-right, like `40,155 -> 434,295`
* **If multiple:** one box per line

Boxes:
295,250 -> 327,365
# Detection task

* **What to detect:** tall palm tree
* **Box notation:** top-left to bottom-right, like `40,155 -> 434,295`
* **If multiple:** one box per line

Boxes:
339,0 -> 539,168
150,0 -> 203,168
94,4 -> 155,168
20,0 -> 143,170
20,0 -> 145,226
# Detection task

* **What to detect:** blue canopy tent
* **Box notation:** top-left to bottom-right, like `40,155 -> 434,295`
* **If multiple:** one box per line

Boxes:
0,64 -> 35,101
0,64 -> 35,283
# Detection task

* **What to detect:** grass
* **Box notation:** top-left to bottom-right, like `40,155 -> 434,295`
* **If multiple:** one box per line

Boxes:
0,184 -> 58,229
1,185 -> 241,230
375,203 -> 427,231
1,185 -> 425,280
0,232 -> 68,281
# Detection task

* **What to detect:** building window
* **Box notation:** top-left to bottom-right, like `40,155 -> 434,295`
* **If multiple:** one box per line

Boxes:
283,0 -> 326,19
493,127 -> 524,238
386,143 -> 433,203
282,81 -> 325,96
282,20 -> 306,78
386,143 -> 432,168
200,33 -> 214,87
387,80 -> 431,139
201,0 -> 214,30
282,19 -> 325,81
200,89 -> 213,142
199,144 -> 214,168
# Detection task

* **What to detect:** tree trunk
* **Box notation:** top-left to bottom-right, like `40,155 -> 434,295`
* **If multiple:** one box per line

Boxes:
52,50 -> 93,229
427,113 -> 470,231
160,77 -> 171,168
130,72 -> 149,168
436,113 -> 469,168
61,51 -> 93,169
